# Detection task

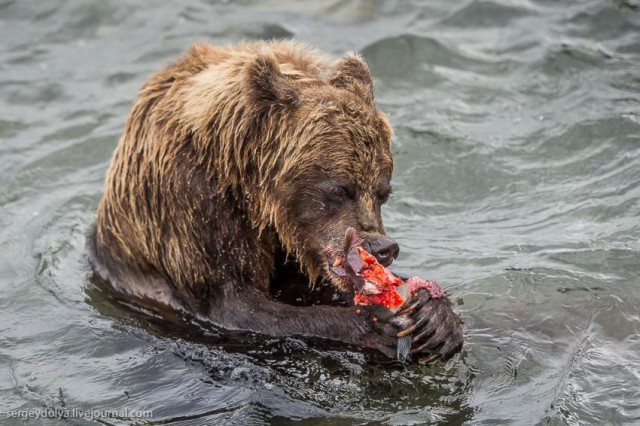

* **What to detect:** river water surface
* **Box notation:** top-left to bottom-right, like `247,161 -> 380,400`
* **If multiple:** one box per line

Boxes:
1,0 -> 639,425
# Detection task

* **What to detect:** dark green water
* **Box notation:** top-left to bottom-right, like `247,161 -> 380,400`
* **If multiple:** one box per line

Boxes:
1,1 -> 639,425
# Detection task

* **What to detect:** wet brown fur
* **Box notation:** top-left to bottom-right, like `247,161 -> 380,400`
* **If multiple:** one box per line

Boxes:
91,41 -> 392,314
89,41 -> 463,358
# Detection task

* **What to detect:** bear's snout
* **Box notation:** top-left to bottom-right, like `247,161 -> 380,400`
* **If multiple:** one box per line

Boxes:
362,236 -> 400,267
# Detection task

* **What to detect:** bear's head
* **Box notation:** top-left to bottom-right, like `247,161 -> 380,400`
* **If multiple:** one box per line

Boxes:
240,50 -> 398,291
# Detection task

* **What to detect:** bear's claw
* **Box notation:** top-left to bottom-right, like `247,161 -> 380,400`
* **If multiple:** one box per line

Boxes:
397,288 -> 463,362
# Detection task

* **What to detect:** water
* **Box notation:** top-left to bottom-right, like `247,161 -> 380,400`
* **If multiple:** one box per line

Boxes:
1,0 -> 639,424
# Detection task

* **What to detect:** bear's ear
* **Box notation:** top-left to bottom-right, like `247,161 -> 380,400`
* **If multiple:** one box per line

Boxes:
329,53 -> 374,104
247,53 -> 299,106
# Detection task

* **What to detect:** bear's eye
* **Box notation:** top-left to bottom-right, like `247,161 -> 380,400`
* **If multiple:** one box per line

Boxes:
329,185 -> 354,202
377,188 -> 392,204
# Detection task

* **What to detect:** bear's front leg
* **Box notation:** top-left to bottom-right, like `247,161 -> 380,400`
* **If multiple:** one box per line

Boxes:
395,290 -> 464,362
208,283 -> 400,357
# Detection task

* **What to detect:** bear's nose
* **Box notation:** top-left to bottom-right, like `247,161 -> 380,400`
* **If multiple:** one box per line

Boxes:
363,236 -> 400,267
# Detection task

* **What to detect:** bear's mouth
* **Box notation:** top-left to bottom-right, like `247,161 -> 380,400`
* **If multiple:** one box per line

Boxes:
321,227 -> 365,293
322,250 -> 351,292
321,228 -> 400,295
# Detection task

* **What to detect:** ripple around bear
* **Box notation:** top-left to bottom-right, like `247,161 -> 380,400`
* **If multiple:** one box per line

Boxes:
88,40 -> 463,361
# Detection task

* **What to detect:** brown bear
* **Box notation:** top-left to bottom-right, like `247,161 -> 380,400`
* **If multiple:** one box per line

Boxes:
88,40 -> 463,360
